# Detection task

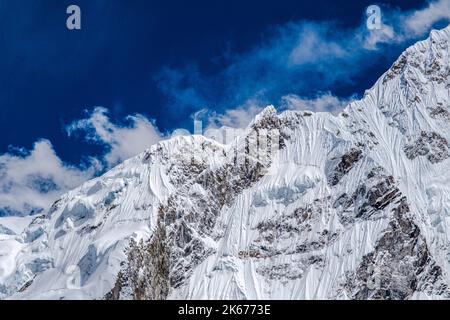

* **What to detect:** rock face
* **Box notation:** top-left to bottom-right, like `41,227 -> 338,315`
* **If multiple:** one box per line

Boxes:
345,198 -> 450,300
2,26 -> 450,300
404,131 -> 449,163
106,209 -> 170,300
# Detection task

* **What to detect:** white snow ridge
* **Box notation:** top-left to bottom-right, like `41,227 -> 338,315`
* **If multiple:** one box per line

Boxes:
2,25 -> 450,300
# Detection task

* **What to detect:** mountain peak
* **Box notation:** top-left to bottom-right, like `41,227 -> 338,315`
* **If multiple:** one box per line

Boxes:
2,26 -> 450,300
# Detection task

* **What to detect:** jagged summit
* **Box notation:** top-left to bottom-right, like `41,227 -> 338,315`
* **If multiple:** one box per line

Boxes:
1,25 -> 450,300
250,105 -> 278,125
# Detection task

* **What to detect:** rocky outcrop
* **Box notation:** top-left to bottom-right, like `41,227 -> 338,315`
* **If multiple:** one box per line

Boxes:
4,26 -> 450,301
334,167 -> 401,223
404,131 -> 449,163
344,198 -> 450,300
328,149 -> 363,186
106,209 -> 169,300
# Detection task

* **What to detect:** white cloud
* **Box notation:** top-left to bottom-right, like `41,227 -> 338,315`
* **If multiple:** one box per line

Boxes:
66,107 -> 163,167
3,1 -> 449,217
0,140 -> 99,215
403,0 -> 450,37
281,92 -> 353,114
0,108 -> 164,216
362,23 -> 397,50
155,1 -> 450,123
289,26 -> 347,66
196,94 -> 353,146
363,0 -> 450,48
193,100 -> 266,145
206,100 -> 265,129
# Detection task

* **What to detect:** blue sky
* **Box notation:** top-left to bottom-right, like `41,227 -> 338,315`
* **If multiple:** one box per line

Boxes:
1,0 -> 449,215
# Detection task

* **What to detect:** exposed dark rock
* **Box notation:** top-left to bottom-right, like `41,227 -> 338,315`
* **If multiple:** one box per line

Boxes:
328,149 -> 363,186
106,208 -> 169,300
18,277 -> 35,293
109,123 -> 287,298
428,103 -> 450,120
48,199 -> 62,217
332,166 -> 400,225
383,54 -> 408,84
248,200 -> 336,281
404,131 -> 449,163
344,197 -> 450,300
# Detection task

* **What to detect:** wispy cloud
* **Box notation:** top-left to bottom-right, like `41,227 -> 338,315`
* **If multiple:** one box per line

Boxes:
2,1 -> 450,217
155,20 -> 362,117
205,99 -> 265,129
1,108 -> 165,216
0,140 -> 99,216
403,0 -> 450,37
362,0 -> 450,49
281,92 -> 355,114
155,0 -> 450,120
66,107 -> 164,168
287,24 -> 348,66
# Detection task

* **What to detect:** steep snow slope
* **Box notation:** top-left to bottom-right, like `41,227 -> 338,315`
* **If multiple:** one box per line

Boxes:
2,25 -> 450,300
1,136 -> 228,299
0,215 -> 36,297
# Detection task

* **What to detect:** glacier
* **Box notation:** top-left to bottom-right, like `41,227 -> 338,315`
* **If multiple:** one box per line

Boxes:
1,25 -> 450,300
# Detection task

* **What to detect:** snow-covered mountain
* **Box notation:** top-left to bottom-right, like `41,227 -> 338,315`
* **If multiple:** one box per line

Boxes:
2,25 -> 450,300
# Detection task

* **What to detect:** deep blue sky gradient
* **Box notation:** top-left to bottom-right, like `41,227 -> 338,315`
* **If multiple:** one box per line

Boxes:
0,0 -> 429,165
